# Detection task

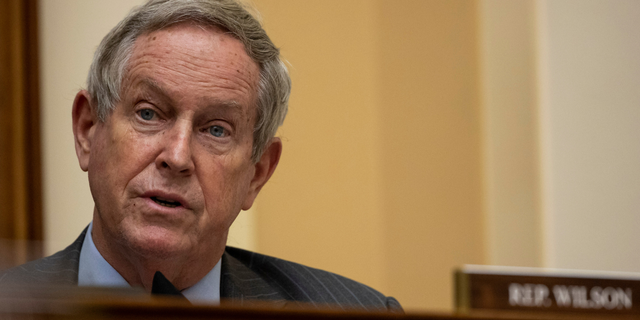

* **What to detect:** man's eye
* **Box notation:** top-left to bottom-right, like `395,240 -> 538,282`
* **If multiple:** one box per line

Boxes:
209,125 -> 227,137
139,109 -> 155,120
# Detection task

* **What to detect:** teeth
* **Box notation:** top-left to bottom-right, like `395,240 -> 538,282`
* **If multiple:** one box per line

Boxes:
151,196 -> 180,208
158,202 -> 177,208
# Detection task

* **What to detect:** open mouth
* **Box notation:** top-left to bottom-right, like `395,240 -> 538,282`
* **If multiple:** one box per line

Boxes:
151,196 -> 181,208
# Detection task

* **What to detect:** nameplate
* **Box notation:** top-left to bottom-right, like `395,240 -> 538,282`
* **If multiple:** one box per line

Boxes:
455,265 -> 640,315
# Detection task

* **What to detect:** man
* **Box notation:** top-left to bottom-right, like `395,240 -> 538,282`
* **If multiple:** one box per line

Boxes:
0,0 -> 401,312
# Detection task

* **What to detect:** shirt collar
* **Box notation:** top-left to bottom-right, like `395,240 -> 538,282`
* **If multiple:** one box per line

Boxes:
78,222 -> 221,304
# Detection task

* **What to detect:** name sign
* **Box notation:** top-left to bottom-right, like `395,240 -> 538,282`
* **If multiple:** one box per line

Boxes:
455,265 -> 640,315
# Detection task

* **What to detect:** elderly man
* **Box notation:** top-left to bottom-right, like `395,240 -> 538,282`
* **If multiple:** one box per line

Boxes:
0,0 -> 401,312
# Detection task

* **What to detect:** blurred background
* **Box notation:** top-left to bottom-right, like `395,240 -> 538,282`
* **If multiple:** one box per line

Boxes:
1,0 -> 639,313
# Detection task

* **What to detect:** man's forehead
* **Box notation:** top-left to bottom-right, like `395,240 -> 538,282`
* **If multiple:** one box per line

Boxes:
136,23 -> 245,56
128,23 -> 259,79
118,23 -> 260,115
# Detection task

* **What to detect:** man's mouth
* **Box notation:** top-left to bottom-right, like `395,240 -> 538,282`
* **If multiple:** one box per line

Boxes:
150,196 -> 182,208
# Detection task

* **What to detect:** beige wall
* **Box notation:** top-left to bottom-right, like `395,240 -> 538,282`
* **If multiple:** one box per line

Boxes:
479,0 -> 640,274
537,0 -> 640,271
250,0 -> 386,296
252,0 -> 485,311
479,0 -> 542,267
377,1 -> 485,310
38,0 -> 640,313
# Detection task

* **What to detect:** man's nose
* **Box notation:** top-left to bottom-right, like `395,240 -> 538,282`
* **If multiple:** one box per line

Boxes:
156,121 -> 195,175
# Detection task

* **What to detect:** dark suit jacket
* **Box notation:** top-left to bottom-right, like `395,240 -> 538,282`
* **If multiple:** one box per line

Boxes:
0,228 -> 402,312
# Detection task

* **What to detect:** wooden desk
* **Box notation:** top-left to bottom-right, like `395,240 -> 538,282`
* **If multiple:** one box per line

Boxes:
1,292 -> 639,320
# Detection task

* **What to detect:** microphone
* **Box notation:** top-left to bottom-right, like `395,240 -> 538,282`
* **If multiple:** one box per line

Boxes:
151,271 -> 189,301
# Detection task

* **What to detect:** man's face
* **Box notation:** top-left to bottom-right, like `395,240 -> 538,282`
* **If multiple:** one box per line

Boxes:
84,24 -> 261,260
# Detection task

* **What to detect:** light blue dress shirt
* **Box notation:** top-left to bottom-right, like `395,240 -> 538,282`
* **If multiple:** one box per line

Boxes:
78,222 -> 221,304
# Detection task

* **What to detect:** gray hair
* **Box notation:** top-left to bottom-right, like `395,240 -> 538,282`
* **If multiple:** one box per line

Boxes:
87,0 -> 290,161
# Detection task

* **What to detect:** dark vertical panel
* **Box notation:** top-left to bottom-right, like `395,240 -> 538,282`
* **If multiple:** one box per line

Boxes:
0,0 -> 20,242
22,0 -> 43,245
0,0 -> 43,269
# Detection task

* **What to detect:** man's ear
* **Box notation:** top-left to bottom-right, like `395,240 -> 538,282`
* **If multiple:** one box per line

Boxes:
72,90 -> 98,172
241,138 -> 282,210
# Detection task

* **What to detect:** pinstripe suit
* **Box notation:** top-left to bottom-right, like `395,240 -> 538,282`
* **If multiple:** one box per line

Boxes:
0,228 -> 402,312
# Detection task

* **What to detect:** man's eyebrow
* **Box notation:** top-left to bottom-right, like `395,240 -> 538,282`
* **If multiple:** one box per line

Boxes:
137,78 -> 174,105
202,98 -> 244,113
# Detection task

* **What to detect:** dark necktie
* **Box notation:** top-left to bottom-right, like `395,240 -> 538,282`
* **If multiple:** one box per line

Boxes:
151,271 -> 189,302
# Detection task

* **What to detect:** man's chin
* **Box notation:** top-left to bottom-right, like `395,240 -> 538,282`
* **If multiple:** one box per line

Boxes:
121,225 -> 191,260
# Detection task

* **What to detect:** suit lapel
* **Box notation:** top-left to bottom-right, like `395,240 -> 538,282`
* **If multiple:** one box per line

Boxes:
220,249 -> 287,308
40,226 -> 87,284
